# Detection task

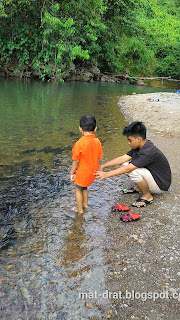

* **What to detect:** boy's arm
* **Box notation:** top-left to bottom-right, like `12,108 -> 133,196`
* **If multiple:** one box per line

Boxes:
70,160 -> 79,181
99,154 -> 132,171
96,162 -> 137,180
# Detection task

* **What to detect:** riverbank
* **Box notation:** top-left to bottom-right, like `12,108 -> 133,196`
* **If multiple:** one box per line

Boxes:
103,92 -> 180,319
118,92 -> 180,137
1,63 -> 179,89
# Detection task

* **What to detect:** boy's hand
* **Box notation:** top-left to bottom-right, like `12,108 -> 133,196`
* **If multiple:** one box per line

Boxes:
70,174 -> 75,182
95,171 -> 109,180
70,160 -> 79,182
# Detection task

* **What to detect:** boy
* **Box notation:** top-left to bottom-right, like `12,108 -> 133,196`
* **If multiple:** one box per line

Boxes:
70,115 -> 103,214
95,121 -> 171,207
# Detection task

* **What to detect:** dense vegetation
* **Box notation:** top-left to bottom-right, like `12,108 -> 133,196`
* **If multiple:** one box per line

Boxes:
0,0 -> 179,81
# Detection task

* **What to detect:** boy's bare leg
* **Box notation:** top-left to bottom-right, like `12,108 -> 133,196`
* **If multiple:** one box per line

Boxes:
133,178 -> 153,206
82,189 -> 88,208
75,188 -> 84,214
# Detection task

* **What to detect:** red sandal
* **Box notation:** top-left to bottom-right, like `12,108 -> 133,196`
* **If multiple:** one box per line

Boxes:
111,203 -> 129,212
120,211 -> 140,222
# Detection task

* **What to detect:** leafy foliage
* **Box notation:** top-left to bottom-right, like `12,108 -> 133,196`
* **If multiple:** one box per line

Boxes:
0,0 -> 179,79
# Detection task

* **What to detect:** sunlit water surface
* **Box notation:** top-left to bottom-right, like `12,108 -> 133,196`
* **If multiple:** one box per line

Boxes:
0,80 -> 175,319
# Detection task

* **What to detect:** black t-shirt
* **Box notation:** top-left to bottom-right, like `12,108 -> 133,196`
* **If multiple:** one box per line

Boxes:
127,140 -> 171,191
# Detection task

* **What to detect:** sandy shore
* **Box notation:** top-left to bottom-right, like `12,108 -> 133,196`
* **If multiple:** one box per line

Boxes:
103,92 -> 180,320
118,92 -> 180,137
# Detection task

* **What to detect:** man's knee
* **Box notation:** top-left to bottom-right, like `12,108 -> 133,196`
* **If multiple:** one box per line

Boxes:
128,168 -> 143,183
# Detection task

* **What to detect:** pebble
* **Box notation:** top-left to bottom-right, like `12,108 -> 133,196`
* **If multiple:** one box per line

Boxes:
121,303 -> 129,308
0,292 -> 5,297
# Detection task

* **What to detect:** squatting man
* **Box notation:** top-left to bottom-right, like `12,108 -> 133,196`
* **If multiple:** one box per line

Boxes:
95,121 -> 171,207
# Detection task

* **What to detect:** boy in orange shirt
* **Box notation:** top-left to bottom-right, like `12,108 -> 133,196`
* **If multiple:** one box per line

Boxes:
70,115 -> 103,214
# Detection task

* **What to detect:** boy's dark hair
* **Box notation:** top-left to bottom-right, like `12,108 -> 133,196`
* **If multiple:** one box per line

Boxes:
122,121 -> 146,139
80,114 -> 96,132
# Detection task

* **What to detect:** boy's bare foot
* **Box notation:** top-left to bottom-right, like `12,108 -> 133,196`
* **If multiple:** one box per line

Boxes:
78,210 -> 84,215
71,206 -> 84,214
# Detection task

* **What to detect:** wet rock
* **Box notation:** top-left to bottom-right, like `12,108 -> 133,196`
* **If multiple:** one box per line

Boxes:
137,80 -> 148,86
0,227 -> 17,251
79,70 -> 93,82
90,66 -> 101,81
67,131 -> 77,137
0,292 -> 5,297
20,148 -> 37,155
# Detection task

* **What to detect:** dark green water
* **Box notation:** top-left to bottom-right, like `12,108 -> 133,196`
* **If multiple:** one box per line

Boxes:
0,79 -> 175,175
0,80 -> 175,320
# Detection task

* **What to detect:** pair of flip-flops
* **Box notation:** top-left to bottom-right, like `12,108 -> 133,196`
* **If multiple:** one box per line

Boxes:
111,203 -> 140,223
123,187 -> 154,208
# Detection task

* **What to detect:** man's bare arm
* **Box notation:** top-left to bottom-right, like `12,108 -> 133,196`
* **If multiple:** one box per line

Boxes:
99,154 -> 132,171
96,163 -> 137,180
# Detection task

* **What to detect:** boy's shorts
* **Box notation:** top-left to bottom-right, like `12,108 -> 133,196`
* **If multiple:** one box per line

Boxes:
74,183 -> 87,190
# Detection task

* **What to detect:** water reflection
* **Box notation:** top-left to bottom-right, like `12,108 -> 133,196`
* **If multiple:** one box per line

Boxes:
61,215 -> 87,273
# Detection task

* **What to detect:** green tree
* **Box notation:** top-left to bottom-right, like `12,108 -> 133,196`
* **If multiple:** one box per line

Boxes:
0,0 -> 179,79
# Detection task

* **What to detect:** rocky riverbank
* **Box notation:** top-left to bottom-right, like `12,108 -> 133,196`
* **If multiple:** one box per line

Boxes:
0,62 -> 113,82
102,92 -> 180,320
1,62 -> 179,88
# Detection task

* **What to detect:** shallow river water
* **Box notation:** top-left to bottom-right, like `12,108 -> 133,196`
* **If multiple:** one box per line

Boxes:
0,80 -> 175,319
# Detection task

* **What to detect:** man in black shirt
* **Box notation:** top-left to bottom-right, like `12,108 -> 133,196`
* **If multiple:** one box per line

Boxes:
95,121 -> 171,207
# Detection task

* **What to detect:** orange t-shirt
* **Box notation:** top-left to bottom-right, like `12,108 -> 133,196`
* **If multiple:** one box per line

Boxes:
72,134 -> 103,187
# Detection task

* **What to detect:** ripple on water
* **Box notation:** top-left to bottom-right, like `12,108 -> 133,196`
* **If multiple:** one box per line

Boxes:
1,81 -> 168,318
0,165 -> 126,319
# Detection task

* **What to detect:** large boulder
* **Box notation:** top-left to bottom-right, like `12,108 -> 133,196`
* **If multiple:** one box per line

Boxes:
80,70 -> 93,82
90,66 -> 101,80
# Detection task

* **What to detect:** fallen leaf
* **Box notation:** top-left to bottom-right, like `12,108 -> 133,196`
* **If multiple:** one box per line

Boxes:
6,264 -> 14,271
85,302 -> 93,309
115,261 -> 123,265
49,280 -> 58,284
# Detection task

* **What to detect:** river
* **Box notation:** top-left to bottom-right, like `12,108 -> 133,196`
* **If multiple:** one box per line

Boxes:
0,79 -> 175,319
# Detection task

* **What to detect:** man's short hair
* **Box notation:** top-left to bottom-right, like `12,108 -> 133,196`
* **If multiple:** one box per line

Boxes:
80,114 -> 96,132
122,121 -> 146,139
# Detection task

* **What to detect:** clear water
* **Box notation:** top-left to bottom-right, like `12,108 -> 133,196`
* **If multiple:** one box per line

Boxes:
0,79 -> 175,319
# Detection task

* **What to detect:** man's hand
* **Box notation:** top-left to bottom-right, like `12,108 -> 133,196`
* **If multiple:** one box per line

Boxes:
95,170 -> 109,180
98,165 -> 104,172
